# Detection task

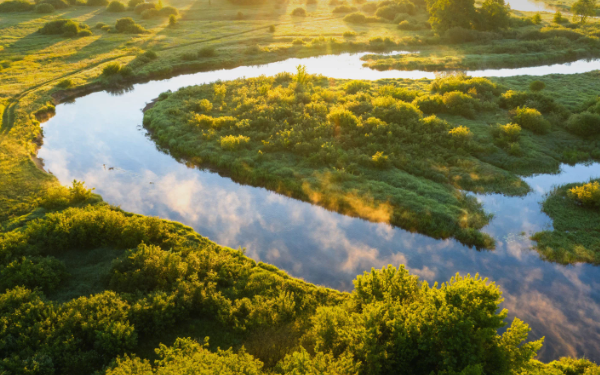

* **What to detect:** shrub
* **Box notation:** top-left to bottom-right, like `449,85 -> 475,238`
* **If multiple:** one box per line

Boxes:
512,106 -> 550,134
102,62 -> 124,75
292,38 -> 304,45
498,90 -> 559,113
291,7 -> 306,16
95,22 -> 108,28
412,94 -> 445,114
361,2 -> 376,12
127,0 -> 143,7
115,17 -> 147,33
343,31 -> 357,37
158,5 -> 177,16
566,112 -> 600,137
141,8 -> 157,18
78,29 -> 93,36
0,0 -> 33,12
143,50 -> 157,59
106,0 -> 126,10
442,91 -> 476,118
38,19 -> 89,37
57,78 -> 74,88
553,11 -> 566,23
376,3 -> 414,20
531,12 -> 542,24
220,135 -> 250,150
87,0 -> 109,5
188,99 -> 213,113
344,80 -> 371,94
198,45 -> 216,57
332,5 -> 357,12
398,20 -> 417,30
372,96 -> 422,124
493,123 -> 521,142
344,12 -> 366,23
529,80 -> 545,92
449,125 -> 473,143
568,181 -> 600,208
327,108 -> 360,128
134,1 -> 154,12
371,151 -> 389,168
35,2 -> 55,12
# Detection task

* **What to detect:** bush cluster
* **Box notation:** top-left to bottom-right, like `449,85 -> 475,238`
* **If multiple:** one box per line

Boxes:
568,181 -> 600,208
38,19 -> 92,37
511,106 -> 551,134
0,0 -> 33,12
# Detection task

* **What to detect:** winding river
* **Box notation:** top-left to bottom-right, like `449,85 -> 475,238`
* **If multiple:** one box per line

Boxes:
39,52 -> 600,361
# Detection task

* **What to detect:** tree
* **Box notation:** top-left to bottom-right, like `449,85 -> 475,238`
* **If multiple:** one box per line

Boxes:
477,0 -> 511,30
572,0 -> 596,22
426,0 -> 476,32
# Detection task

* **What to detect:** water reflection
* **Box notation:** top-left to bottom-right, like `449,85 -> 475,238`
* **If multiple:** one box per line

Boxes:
39,54 -> 600,361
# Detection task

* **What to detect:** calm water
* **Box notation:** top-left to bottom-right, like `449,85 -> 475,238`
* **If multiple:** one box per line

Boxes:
39,53 -> 600,361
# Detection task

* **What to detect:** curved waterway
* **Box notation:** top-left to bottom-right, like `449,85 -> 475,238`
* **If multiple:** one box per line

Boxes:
39,52 -> 600,361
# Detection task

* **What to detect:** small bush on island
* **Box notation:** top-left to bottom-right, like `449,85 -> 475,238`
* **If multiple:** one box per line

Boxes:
511,106 -> 551,134
568,181 -> 600,208
38,19 -> 92,37
332,4 -> 357,13
34,2 -> 55,12
86,0 -> 109,6
291,7 -> 306,16
566,111 -> 600,137
0,0 -> 33,12
529,80 -> 546,92
107,0 -> 126,11
115,17 -> 148,33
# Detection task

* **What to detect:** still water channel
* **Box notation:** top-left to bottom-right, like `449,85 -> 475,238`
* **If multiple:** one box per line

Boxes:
39,52 -> 600,361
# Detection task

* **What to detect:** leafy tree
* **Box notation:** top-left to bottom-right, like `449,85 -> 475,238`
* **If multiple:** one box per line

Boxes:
572,0 -> 596,22
426,0 -> 476,32
477,0 -> 511,30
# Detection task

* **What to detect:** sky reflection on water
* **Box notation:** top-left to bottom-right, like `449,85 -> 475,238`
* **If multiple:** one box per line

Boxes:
39,52 -> 600,361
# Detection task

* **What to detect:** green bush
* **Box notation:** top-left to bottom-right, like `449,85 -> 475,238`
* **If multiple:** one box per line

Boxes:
442,91 -> 477,118
198,45 -> 216,57
34,2 -> 55,12
529,80 -> 546,92
498,90 -> 559,113
0,256 -> 67,293
344,80 -> 371,94
566,111 -> 600,137
133,1 -> 154,12
38,19 -> 90,37
492,122 -> 521,143
87,0 -> 109,6
107,0 -> 126,11
115,17 -> 147,33
375,2 -> 415,20
0,0 -> 33,12
512,106 -> 551,134
568,181 -> 600,208
141,7 -> 157,17
40,0 -> 68,8
342,30 -> 357,37
103,62 -> 124,75
332,4 -> 357,12
291,7 -> 306,16
343,12 -> 367,23
220,135 -> 250,150
412,94 -> 445,114
143,50 -> 157,59
127,0 -> 142,7
361,2 -> 376,12
158,5 -> 177,16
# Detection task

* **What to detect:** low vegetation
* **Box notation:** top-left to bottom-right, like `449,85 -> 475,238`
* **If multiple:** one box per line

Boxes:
532,179 -> 600,264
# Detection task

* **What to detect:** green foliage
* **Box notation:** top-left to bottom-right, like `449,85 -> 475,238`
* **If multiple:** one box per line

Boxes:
115,17 -> 148,33
144,75 -> 509,248
34,2 -> 55,13
198,45 -> 216,57
553,11 -> 566,24
127,0 -> 143,7
102,62 -> 132,76
38,19 -> 91,38
572,0 -> 596,23
477,0 -> 510,31
531,12 -> 542,24
306,265 -> 543,375
426,0 -> 475,32
40,180 -> 95,209
291,7 -> 307,16
107,0 -> 126,11
332,4 -> 358,13
375,2 -> 416,20
511,106 -> 550,134
0,0 -> 33,12
498,90 -> 561,114
133,1 -> 154,12
344,12 -> 367,23
566,111 -> 600,137
87,0 -> 109,6
529,80 -> 545,92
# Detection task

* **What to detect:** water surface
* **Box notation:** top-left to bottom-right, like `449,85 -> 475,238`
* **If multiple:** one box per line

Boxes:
39,52 -> 600,362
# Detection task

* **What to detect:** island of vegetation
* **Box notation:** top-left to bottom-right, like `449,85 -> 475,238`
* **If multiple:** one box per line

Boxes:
2,0 -> 600,371
533,179 -> 600,264
143,70 -> 600,249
